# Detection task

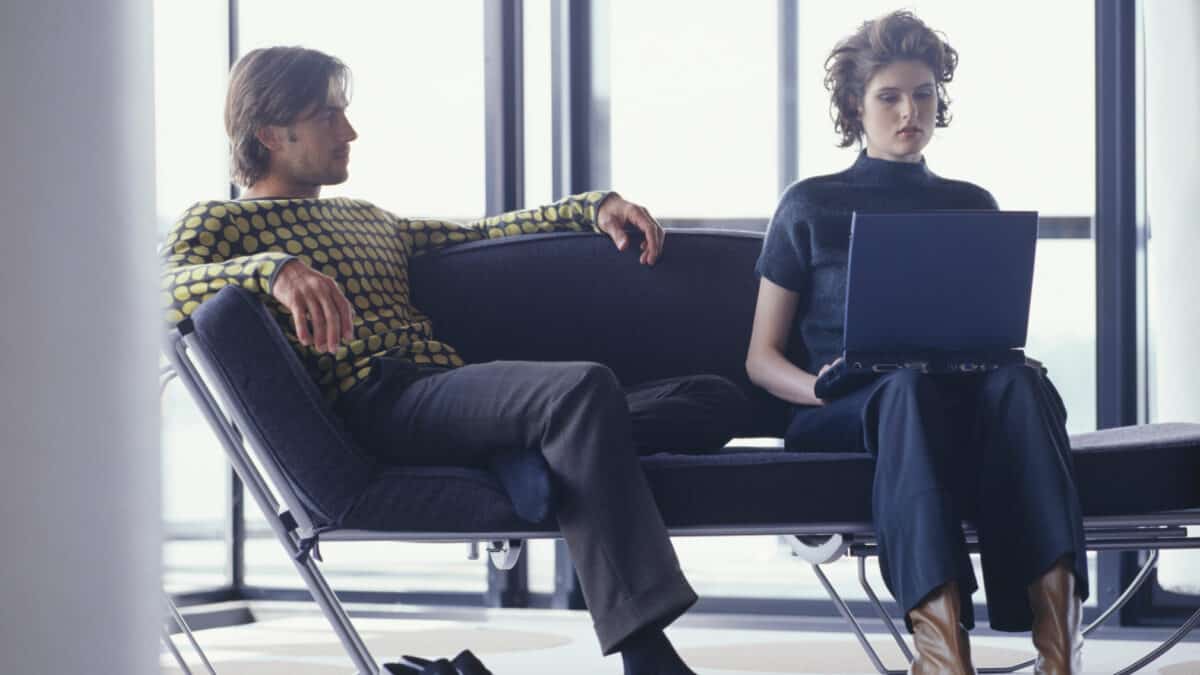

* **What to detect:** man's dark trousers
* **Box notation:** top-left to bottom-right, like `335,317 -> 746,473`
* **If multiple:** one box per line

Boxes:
785,364 -> 1089,632
336,359 -> 746,653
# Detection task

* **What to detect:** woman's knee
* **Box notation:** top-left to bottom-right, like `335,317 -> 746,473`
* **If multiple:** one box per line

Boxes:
866,370 -> 953,461
980,363 -> 1042,400
876,368 -> 939,403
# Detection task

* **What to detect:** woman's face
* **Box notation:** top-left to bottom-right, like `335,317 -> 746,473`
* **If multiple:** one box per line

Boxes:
857,60 -> 938,163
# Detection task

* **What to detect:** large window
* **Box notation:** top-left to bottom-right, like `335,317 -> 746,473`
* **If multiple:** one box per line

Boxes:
524,0 -> 555,208
597,0 -> 1099,605
797,1 -> 1094,214
154,2 -> 230,226
1142,0 -> 1200,617
609,0 -> 779,218
233,0 -> 489,595
157,0 -> 1194,625
237,0 -> 486,218
155,0 -> 232,594
155,0 -> 492,598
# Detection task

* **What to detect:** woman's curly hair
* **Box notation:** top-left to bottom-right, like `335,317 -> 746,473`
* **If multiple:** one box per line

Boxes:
823,10 -> 959,148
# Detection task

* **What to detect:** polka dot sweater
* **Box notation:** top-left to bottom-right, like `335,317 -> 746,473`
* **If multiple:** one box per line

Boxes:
161,191 -> 610,401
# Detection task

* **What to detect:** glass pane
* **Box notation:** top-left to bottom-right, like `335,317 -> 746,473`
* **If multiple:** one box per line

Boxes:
235,0 -> 488,593
155,0 -> 231,593
797,0 -> 1095,216
154,0 -> 230,230
161,382 -> 231,592
1157,529 -> 1200,596
610,0 -> 778,217
527,540 -> 557,594
1144,2 -> 1200,598
236,0 -> 485,218
1026,239 -> 1096,435
524,0 -> 554,208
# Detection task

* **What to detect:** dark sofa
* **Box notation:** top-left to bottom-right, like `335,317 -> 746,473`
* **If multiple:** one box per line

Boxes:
176,230 -> 1200,533
165,229 -> 1200,673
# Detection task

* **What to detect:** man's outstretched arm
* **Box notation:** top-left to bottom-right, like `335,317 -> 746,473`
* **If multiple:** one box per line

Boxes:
398,191 -> 665,265
160,202 -> 353,354
160,203 -> 294,322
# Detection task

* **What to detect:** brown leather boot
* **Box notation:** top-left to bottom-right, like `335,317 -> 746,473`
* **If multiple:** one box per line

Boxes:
1028,559 -> 1083,675
907,581 -> 976,675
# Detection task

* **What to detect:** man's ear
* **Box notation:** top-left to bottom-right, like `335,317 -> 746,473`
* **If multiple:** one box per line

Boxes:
255,125 -> 284,152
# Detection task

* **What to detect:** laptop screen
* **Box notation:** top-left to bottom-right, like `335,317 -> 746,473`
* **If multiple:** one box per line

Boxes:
843,210 -> 1038,354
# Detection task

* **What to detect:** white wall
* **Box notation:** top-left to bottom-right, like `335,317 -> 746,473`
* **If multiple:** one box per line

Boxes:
1145,1 -> 1200,594
0,2 -> 159,673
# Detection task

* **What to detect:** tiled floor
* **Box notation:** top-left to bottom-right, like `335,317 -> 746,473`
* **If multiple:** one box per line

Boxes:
162,603 -> 1200,674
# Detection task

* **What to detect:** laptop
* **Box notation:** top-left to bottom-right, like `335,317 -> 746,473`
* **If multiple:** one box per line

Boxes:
812,210 -> 1039,400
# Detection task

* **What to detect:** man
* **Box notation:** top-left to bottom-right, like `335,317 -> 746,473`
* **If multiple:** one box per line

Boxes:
162,46 -> 743,674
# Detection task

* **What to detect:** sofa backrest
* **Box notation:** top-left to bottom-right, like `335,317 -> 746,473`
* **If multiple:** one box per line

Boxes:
409,230 -> 788,435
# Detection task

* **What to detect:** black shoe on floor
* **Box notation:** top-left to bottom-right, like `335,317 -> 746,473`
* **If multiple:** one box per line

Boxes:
450,649 -> 492,675
384,655 -> 456,674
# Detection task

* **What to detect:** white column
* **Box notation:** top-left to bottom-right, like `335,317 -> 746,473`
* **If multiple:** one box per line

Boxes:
1144,2 -> 1200,593
0,2 -> 159,674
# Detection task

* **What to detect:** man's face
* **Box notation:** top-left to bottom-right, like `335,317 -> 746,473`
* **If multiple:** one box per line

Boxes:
268,88 -> 358,189
858,60 -> 937,162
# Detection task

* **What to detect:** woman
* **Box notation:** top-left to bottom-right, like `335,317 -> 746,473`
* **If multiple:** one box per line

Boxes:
746,11 -> 1088,675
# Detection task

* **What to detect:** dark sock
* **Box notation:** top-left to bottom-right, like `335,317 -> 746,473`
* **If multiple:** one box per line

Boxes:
619,628 -> 696,675
487,448 -> 558,523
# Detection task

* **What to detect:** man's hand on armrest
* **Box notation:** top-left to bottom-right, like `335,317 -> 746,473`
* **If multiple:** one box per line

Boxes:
271,260 -> 355,354
595,192 -> 665,266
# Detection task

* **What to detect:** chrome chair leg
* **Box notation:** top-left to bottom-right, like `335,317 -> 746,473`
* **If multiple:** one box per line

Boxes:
162,592 -> 217,675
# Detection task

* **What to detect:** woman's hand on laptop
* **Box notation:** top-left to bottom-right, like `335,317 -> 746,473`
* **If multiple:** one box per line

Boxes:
805,357 -> 845,406
818,357 -> 844,379
816,355 -> 844,381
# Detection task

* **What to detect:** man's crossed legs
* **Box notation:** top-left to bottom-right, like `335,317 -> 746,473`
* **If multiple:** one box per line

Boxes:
335,359 -> 748,671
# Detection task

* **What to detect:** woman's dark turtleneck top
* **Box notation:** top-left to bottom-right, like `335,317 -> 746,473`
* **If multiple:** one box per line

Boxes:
755,150 -> 998,374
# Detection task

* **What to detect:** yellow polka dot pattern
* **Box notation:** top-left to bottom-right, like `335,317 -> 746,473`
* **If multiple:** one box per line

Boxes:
161,192 -> 608,401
